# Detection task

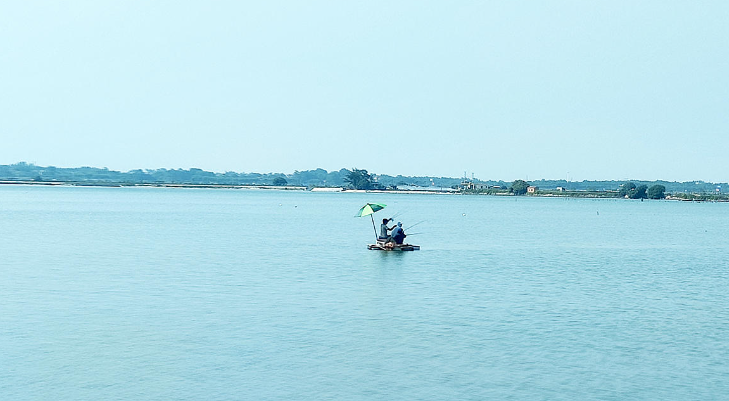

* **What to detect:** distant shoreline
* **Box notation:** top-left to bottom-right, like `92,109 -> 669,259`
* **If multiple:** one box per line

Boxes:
3,180 -> 728,202
0,180 -> 452,194
3,162 -> 726,196
0,180 -> 307,191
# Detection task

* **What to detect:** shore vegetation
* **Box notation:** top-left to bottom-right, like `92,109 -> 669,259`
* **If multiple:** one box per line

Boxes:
2,162 -> 728,201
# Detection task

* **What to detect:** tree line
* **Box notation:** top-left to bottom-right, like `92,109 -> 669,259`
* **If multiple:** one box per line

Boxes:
494,179 -> 666,198
0,163 -> 465,188
0,163 -> 724,196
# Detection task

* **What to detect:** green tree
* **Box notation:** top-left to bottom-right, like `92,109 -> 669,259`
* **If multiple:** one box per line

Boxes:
344,168 -> 372,190
272,177 -> 287,186
620,182 -> 649,199
647,184 -> 666,199
510,179 -> 530,195
619,182 -> 637,197
632,185 -> 648,199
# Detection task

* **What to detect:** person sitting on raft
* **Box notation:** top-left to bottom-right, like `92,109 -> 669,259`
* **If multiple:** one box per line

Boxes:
391,222 -> 406,244
379,218 -> 394,241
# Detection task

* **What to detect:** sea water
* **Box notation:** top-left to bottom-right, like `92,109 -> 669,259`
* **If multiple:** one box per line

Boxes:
1,186 -> 728,400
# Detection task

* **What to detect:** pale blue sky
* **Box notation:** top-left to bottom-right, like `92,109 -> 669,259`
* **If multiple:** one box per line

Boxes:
2,1 -> 727,181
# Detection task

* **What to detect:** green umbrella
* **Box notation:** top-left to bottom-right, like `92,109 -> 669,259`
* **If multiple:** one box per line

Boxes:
356,203 -> 387,241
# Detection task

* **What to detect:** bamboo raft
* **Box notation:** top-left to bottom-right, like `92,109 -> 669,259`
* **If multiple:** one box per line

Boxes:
367,240 -> 420,251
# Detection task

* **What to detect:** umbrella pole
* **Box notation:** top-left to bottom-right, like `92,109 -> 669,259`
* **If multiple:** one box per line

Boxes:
370,215 -> 378,241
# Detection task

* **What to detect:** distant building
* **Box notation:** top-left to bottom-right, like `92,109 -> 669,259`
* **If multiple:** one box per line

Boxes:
370,176 -> 385,190
527,186 -> 538,194
370,182 -> 385,190
460,180 -> 488,190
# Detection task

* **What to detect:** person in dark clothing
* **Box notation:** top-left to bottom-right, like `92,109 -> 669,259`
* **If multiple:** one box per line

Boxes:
391,222 -> 406,244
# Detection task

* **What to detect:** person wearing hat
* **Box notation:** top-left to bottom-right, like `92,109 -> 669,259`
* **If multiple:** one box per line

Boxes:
391,222 -> 406,244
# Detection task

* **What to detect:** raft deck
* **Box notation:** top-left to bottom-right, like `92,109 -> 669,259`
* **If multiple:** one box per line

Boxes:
367,242 -> 420,251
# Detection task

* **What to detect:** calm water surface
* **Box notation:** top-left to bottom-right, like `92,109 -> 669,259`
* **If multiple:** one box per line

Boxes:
2,186 -> 728,400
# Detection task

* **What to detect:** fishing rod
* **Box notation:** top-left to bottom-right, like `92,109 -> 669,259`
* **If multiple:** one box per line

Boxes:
389,211 -> 403,221
404,220 -> 425,231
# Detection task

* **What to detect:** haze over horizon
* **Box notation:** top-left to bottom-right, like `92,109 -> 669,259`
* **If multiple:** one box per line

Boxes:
2,1 -> 728,182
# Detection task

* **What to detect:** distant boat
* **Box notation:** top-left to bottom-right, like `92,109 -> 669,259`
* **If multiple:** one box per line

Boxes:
357,202 -> 420,251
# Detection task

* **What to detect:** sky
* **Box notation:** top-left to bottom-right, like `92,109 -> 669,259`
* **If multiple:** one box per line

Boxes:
2,1 -> 728,182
